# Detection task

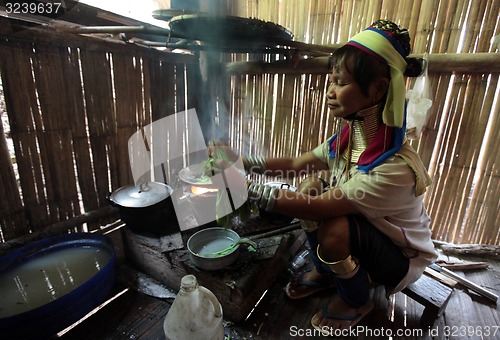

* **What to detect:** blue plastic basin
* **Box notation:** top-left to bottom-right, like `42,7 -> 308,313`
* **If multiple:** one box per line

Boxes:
0,233 -> 116,338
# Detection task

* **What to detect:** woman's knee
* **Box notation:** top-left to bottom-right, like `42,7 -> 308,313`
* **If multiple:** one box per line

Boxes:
317,216 -> 350,258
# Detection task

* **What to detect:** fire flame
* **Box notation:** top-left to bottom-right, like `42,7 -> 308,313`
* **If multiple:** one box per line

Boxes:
191,186 -> 218,195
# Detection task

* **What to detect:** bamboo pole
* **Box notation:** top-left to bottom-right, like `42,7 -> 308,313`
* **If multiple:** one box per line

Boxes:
423,71 -> 451,234
224,52 -> 500,75
79,49 -> 116,208
441,80 -> 471,241
425,0 -> 465,240
359,0 -> 369,31
62,47 -> 103,218
112,52 -> 145,187
442,76 -> 470,241
426,74 -> 462,240
449,75 -> 485,242
461,0 -> 483,53
407,0 -> 422,48
339,0 -> 353,42
397,0 -> 412,31
442,0 -> 499,243
457,75 -> 491,242
380,0 -> 395,24
464,0 -> 500,242
0,104 -> 27,239
32,47 -> 75,223
461,38 -> 500,245
450,0 -> 494,242
438,74 -> 489,242
413,0 -> 434,52
416,73 -> 447,167
350,1 -> 362,36
309,0 -> 321,45
430,0 -> 448,53
331,0 -> 342,43
485,0 -> 500,52
320,0 -> 331,45
2,46 -> 49,231
449,0 -> 468,52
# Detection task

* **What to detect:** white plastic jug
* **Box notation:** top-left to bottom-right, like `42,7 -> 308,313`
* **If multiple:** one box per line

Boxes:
163,275 -> 224,340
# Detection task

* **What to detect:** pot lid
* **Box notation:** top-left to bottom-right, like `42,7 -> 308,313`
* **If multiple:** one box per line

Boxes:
110,182 -> 172,208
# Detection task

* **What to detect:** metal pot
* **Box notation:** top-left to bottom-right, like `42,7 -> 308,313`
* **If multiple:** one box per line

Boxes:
187,227 -> 255,271
259,182 -> 297,225
107,182 -> 179,236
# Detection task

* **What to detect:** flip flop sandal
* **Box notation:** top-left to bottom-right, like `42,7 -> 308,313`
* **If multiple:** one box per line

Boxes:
310,299 -> 374,336
285,271 -> 336,300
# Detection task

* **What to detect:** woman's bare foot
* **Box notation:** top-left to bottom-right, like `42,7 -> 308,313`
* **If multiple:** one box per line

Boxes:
285,267 -> 336,299
311,294 -> 374,334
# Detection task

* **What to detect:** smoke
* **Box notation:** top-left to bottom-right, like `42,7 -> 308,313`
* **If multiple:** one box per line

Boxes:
197,48 -> 230,143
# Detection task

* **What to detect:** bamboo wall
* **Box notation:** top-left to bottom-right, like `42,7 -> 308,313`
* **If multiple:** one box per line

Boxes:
0,23 -> 198,241
225,0 -> 499,245
0,0 -> 498,245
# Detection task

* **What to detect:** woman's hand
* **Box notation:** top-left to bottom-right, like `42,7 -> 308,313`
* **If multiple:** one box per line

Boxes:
206,140 -> 241,175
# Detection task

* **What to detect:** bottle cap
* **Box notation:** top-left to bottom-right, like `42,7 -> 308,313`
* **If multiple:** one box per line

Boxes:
180,275 -> 198,292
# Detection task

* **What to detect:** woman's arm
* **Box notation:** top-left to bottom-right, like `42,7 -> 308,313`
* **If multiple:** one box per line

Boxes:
272,187 -> 358,221
250,151 -> 329,178
246,151 -> 354,220
211,143 -> 327,178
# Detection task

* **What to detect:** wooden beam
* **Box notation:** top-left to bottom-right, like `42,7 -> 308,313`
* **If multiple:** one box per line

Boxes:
225,53 -> 500,75
0,16 -> 196,64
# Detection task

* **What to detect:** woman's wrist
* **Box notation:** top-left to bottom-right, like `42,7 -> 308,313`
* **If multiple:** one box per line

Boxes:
247,182 -> 278,212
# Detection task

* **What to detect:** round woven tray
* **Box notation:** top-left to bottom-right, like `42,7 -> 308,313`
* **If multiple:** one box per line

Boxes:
168,14 -> 293,46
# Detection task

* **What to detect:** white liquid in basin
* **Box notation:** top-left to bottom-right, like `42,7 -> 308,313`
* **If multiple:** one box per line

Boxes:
0,246 -> 111,318
198,238 -> 235,256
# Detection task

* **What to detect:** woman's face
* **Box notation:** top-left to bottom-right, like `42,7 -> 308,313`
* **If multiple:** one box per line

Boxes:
326,63 -> 377,119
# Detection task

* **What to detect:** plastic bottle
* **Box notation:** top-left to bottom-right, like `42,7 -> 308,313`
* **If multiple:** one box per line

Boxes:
289,249 -> 309,272
163,275 -> 224,340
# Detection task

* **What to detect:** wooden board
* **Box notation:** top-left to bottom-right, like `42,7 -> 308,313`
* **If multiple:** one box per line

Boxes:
402,273 -> 454,327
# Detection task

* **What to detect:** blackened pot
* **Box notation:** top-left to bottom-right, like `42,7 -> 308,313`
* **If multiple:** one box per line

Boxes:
107,182 -> 179,236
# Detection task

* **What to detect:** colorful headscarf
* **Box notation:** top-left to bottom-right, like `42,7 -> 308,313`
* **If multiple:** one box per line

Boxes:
346,27 -> 408,128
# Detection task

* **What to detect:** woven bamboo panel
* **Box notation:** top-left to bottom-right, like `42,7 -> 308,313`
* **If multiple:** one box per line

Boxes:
0,35 -> 194,240
0,104 -> 27,239
1,45 -> 53,234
